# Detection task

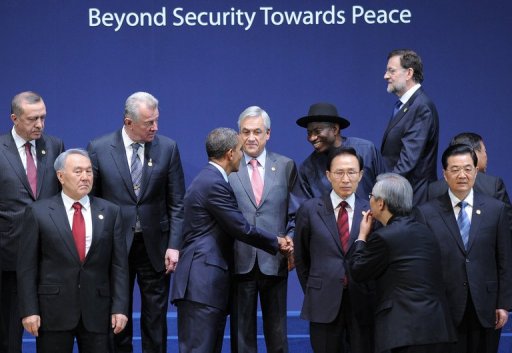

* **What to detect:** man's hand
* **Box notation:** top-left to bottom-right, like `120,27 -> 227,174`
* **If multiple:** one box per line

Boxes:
495,309 -> 509,329
111,313 -> 129,334
277,236 -> 293,255
22,315 -> 40,337
165,248 -> 179,274
358,210 -> 373,242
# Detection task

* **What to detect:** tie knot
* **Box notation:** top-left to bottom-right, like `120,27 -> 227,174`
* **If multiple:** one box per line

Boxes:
72,202 -> 82,211
249,159 -> 259,168
339,201 -> 348,209
132,143 -> 141,152
458,201 -> 468,210
25,142 -> 32,152
395,100 -> 402,109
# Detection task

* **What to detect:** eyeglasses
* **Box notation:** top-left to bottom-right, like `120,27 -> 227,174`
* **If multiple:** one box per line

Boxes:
330,170 -> 360,180
446,165 -> 475,175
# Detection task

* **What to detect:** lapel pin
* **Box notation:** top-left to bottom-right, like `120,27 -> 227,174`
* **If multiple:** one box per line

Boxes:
98,214 -> 104,220
403,108 -> 408,113
42,150 -> 46,155
271,166 -> 276,171
148,158 -> 153,167
476,209 -> 481,215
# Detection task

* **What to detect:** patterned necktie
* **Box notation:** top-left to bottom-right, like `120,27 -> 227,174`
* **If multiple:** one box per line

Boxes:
393,100 -> 402,117
25,142 -> 37,197
249,159 -> 264,206
457,201 -> 471,250
72,202 -> 86,262
337,201 -> 350,253
131,143 -> 143,199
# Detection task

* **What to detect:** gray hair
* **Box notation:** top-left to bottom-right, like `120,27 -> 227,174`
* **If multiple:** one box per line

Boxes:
54,149 -> 90,172
124,92 -> 159,122
11,91 -> 43,116
372,173 -> 413,216
206,127 -> 239,160
237,106 -> 271,131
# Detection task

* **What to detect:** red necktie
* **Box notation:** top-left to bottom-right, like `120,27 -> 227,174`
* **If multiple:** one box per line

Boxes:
337,201 -> 350,253
25,142 -> 37,198
72,202 -> 86,262
249,159 -> 264,206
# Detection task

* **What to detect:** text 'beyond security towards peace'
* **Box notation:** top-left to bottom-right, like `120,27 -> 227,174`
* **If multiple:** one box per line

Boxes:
88,6 -> 412,31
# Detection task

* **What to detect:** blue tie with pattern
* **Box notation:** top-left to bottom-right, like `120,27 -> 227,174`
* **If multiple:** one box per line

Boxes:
393,100 -> 402,117
131,143 -> 143,199
457,201 -> 470,250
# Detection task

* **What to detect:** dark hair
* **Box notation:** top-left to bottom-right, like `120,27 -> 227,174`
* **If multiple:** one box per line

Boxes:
441,144 -> 478,170
206,127 -> 239,159
326,146 -> 364,171
450,132 -> 483,152
388,49 -> 424,83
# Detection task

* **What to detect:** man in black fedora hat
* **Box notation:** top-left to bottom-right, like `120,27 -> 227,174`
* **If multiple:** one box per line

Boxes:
296,102 -> 384,200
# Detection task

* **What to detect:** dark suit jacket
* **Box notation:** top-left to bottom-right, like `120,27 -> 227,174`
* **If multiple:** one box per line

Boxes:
381,87 -> 439,205
349,216 -> 455,352
87,129 -> 185,272
0,133 -> 64,271
228,151 -> 302,277
428,173 -> 512,231
171,164 -> 279,312
414,193 -> 512,328
295,194 -> 375,324
17,195 -> 129,333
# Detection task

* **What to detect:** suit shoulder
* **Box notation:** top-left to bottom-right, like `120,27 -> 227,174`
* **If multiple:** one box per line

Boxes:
154,134 -> 178,147
88,130 -> 119,146
344,136 -> 377,149
42,134 -> 63,145
90,196 -> 120,211
267,150 -> 293,163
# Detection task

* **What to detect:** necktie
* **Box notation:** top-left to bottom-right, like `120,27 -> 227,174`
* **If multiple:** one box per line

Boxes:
249,159 -> 264,206
457,201 -> 471,250
337,201 -> 350,254
72,202 -> 86,262
131,143 -> 143,199
393,100 -> 402,117
25,142 -> 37,197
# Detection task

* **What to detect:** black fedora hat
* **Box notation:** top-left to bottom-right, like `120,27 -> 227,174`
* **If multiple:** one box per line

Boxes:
296,102 -> 350,129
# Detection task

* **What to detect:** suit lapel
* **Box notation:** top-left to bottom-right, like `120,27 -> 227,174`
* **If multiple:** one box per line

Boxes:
467,194 -> 484,252
260,152 -> 277,207
437,194 -> 466,253
110,130 -> 137,201
35,137 -> 48,199
236,159 -> 257,206
317,194 -> 343,253
140,138 -> 156,200
349,196 -> 367,250
1,135 -> 35,199
48,196 -> 81,263
86,197 -> 105,262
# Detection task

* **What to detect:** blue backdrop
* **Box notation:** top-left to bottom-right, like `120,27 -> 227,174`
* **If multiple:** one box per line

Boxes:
1,0 -> 511,311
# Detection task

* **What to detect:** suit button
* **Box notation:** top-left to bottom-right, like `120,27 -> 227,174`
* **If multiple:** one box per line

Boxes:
465,258 -> 470,263
256,212 -> 260,216
463,282 -> 467,286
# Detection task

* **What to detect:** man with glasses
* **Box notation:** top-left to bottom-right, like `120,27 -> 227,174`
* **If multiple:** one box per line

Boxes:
415,144 -> 512,353
295,147 -> 375,353
296,102 -> 384,201
381,49 -> 439,206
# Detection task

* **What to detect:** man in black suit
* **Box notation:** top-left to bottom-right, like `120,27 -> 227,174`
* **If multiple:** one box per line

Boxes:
381,49 -> 439,206
17,149 -> 129,353
415,144 -> 512,353
229,106 -> 301,353
427,133 -> 511,223
87,92 -> 185,353
0,91 -> 64,353
171,127 -> 292,353
349,173 -> 455,353
295,147 -> 375,353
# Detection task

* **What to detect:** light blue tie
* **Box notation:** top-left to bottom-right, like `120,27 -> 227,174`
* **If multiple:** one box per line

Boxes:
392,100 -> 402,117
131,143 -> 143,199
457,201 -> 470,250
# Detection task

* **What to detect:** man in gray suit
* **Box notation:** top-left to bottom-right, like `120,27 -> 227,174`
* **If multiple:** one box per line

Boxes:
0,91 -> 64,353
228,106 -> 302,353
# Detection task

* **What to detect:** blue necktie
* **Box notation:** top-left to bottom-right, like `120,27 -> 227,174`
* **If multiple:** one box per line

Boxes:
457,201 -> 470,249
393,100 -> 402,117
131,143 -> 143,199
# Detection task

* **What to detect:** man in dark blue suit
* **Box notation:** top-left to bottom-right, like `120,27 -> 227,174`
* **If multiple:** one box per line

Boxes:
87,92 -> 185,353
381,49 -> 439,206
17,149 -> 129,353
171,127 -> 292,353
0,91 -> 64,353
297,102 -> 384,201
295,147 -> 375,353
349,173 -> 455,353
415,144 -> 512,353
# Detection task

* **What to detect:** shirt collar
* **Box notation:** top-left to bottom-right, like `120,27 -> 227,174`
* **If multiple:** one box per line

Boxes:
209,161 -> 229,183
330,190 -> 356,210
448,188 -> 474,209
122,126 -> 145,150
399,83 -> 421,105
61,191 -> 90,211
11,126 -> 35,149
244,149 -> 266,169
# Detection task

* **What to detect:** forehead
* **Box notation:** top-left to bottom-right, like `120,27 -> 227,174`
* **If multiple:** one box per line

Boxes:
307,122 -> 331,130
241,116 -> 264,128
138,105 -> 159,120
446,153 -> 473,166
387,55 -> 402,68
20,100 -> 46,115
65,154 -> 91,168
331,154 -> 359,169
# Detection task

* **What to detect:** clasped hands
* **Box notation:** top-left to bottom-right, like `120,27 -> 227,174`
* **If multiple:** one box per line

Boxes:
277,235 -> 294,255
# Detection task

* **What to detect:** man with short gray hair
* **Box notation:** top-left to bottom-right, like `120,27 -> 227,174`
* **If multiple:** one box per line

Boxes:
349,173 -> 455,353
87,92 -> 185,353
